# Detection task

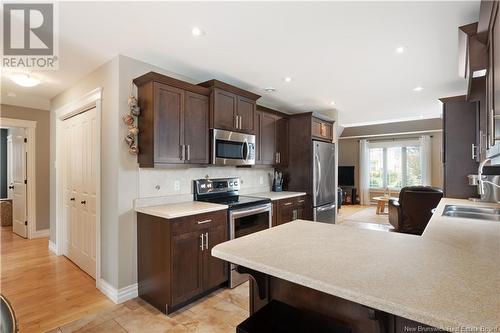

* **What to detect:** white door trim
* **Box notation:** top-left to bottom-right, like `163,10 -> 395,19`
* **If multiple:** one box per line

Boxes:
0,118 -> 37,239
54,87 -> 102,287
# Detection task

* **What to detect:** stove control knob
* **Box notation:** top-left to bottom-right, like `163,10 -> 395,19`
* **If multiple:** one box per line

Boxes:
234,182 -> 238,186
229,182 -> 233,186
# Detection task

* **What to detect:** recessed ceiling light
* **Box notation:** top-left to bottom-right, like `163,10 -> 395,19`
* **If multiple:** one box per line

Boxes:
264,87 -> 276,92
9,73 -> 41,87
396,46 -> 405,54
413,86 -> 424,92
330,101 -> 336,106
283,77 -> 292,83
191,27 -> 204,37
7,92 -> 16,98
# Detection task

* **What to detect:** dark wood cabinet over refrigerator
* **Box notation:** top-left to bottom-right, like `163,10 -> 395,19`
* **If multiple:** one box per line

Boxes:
133,72 -> 211,167
284,113 -> 335,220
137,210 -> 228,314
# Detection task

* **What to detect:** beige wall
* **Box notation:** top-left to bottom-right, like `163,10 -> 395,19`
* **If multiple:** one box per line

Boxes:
1,104 -> 50,231
51,58 -> 120,286
338,120 -> 443,202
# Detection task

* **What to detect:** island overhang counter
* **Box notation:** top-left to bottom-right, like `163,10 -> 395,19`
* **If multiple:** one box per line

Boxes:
212,199 -> 500,333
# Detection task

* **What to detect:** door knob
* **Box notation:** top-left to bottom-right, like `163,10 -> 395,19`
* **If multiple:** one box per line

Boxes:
8,185 -> 14,189
80,200 -> 86,205
70,197 -> 75,201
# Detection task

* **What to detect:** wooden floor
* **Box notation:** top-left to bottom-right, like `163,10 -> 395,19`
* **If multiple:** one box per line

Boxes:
337,205 -> 394,232
0,226 -> 113,333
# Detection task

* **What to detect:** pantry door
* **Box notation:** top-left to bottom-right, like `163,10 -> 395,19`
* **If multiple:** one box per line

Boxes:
63,108 -> 97,279
9,129 -> 28,238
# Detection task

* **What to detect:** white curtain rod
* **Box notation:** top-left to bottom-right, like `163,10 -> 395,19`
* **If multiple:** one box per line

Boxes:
339,129 -> 442,140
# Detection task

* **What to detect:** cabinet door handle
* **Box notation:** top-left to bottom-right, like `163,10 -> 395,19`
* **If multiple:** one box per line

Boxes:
275,152 -> 279,164
197,219 -> 212,224
186,144 -> 190,161
80,200 -> 86,205
234,115 -> 238,129
490,108 -> 495,147
200,234 -> 204,250
283,202 -> 293,206
292,209 -> 297,220
238,116 -> 242,129
278,152 -> 281,164
70,197 -> 75,201
471,143 -> 477,160
180,145 -> 185,160
205,232 -> 209,250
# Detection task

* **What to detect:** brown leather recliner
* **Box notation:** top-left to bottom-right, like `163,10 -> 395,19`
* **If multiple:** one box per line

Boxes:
388,186 -> 443,235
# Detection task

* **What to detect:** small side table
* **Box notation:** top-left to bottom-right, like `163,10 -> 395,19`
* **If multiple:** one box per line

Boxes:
373,196 -> 398,214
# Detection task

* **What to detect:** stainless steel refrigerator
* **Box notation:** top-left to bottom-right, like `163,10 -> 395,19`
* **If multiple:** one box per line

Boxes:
313,140 -> 336,223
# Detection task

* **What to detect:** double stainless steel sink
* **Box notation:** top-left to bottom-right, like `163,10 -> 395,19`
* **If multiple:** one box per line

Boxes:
442,205 -> 500,221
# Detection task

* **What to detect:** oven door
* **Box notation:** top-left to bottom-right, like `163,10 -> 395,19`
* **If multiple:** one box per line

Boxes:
212,129 -> 255,166
229,203 -> 272,239
228,203 -> 272,288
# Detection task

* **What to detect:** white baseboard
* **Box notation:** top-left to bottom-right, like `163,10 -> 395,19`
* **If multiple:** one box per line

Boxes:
97,278 -> 138,304
32,228 -> 50,239
48,240 -> 58,254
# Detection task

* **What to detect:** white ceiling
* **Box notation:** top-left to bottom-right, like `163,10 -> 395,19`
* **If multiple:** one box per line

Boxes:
1,1 -> 479,126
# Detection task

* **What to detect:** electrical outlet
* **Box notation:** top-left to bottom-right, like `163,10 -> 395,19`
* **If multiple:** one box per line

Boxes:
259,176 -> 264,185
174,181 -> 180,191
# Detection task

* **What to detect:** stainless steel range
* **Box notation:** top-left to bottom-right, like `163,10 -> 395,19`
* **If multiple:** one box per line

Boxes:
194,177 -> 271,288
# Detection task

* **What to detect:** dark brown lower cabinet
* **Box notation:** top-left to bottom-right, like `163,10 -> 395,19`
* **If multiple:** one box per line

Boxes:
274,196 -> 306,226
137,210 -> 228,314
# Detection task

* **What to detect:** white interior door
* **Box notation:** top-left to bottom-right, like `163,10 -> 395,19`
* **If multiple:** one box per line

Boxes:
9,129 -> 27,238
63,108 -> 97,278
7,135 -> 13,199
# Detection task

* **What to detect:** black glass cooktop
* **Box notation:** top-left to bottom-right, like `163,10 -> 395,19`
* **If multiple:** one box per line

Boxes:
198,195 -> 270,209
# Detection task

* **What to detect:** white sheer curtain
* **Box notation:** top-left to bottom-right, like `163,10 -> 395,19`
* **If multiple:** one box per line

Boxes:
359,139 -> 371,205
419,135 -> 432,186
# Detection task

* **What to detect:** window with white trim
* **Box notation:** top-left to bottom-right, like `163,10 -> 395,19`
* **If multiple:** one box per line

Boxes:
368,140 -> 422,189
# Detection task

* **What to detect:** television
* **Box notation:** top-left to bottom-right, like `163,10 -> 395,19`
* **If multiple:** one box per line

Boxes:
338,166 -> 355,187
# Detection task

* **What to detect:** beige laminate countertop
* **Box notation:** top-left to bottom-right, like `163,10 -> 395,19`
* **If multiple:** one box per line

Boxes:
212,198 -> 500,330
249,191 -> 307,201
135,201 -> 228,219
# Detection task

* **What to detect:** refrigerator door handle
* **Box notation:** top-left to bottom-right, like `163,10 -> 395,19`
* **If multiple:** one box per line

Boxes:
317,203 -> 336,212
315,152 -> 321,198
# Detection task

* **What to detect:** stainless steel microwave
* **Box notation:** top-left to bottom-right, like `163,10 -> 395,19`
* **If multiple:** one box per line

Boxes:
211,129 -> 255,166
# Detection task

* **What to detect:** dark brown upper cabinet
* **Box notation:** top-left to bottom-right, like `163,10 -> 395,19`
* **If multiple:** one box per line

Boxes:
312,117 -> 334,142
134,72 -> 211,167
199,80 -> 260,134
255,106 -> 289,167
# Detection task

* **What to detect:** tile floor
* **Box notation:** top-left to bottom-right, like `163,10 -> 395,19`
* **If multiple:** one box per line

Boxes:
45,282 -> 250,333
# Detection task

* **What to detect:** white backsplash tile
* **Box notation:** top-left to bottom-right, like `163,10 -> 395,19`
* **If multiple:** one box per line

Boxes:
137,166 -> 274,205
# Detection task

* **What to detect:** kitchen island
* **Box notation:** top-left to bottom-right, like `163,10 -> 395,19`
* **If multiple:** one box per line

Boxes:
212,198 -> 500,332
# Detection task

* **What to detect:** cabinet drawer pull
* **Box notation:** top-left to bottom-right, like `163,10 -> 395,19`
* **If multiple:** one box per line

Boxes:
200,234 -> 204,250
197,219 -> 212,224
298,199 -> 305,203
283,202 -> 293,206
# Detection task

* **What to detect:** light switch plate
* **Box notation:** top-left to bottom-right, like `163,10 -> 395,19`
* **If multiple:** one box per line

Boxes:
174,181 -> 180,191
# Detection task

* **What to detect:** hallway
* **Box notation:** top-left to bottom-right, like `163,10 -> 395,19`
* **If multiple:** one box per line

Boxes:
0,226 -> 113,332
